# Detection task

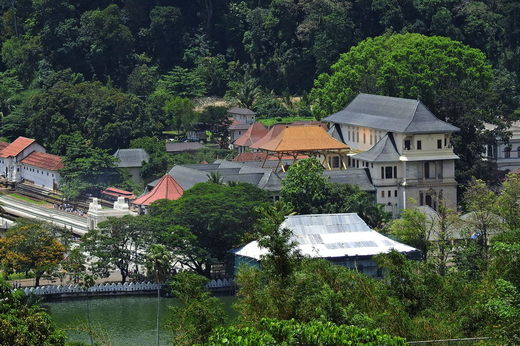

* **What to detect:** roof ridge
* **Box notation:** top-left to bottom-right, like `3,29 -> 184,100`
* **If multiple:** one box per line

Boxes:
403,100 -> 420,133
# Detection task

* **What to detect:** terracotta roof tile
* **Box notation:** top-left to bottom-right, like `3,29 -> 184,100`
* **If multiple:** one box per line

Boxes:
250,124 -> 286,149
258,126 -> 348,152
102,187 -> 136,200
233,152 -> 308,162
0,137 -> 35,158
133,174 -> 184,206
0,142 -> 9,152
234,122 -> 268,147
20,152 -> 64,171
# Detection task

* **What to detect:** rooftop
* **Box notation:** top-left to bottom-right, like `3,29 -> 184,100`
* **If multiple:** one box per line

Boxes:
258,126 -> 348,152
233,122 -> 268,147
101,187 -> 136,200
323,93 -> 460,134
133,174 -> 184,206
228,107 -> 256,116
0,137 -> 35,158
20,151 -> 64,171
354,133 -> 401,162
232,213 -> 418,260
165,142 -> 204,153
113,148 -> 150,168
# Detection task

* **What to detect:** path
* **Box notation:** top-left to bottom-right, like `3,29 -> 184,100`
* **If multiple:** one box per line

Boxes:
0,195 -> 88,235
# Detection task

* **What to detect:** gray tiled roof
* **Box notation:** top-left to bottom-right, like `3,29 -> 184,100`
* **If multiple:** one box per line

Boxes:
353,133 -> 400,162
323,169 -> 375,191
150,160 -> 373,194
323,93 -> 460,134
165,142 -> 204,153
228,107 -> 256,115
113,149 -> 149,168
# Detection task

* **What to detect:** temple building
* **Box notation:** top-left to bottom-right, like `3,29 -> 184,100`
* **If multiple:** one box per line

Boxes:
0,136 -> 64,190
483,121 -> 520,172
254,125 -> 349,172
324,93 -> 460,216
132,174 -> 184,213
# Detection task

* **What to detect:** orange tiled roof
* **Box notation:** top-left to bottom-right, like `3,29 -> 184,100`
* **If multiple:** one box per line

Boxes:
133,174 -> 184,206
20,151 -> 64,171
0,137 -> 35,158
0,142 -> 9,152
233,152 -> 309,162
258,126 -> 348,152
234,122 -> 268,147
250,124 -> 286,149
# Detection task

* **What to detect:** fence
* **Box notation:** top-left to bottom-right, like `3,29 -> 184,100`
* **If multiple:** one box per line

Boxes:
16,279 -> 235,297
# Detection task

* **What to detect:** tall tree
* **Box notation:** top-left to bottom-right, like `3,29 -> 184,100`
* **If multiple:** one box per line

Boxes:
0,220 -> 66,286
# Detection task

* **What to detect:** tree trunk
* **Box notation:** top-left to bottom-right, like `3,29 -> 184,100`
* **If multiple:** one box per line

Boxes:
35,272 -> 42,287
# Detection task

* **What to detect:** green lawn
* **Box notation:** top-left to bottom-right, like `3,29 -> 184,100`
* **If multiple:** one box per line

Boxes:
8,193 -> 48,205
257,116 -> 316,127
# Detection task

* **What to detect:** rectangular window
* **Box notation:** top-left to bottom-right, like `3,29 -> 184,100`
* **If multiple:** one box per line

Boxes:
381,190 -> 385,198
393,166 -> 397,178
404,140 -> 411,150
417,140 -> 422,150
356,130 -> 359,142
419,192 -> 424,205
329,156 -> 340,168
385,166 -> 393,179
394,190 -> 398,197
363,133 -> 366,144
381,167 -> 385,179
387,190 -> 391,197
370,134 -> 373,145
437,139 -> 442,149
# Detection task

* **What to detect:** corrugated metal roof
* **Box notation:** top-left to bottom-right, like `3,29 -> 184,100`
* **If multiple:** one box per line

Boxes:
113,148 -> 150,167
233,213 -> 418,260
323,93 -> 460,134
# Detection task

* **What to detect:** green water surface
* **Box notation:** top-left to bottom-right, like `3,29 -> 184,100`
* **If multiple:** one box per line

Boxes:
47,295 -> 237,346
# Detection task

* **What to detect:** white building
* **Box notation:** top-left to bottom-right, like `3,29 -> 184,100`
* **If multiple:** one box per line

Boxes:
0,136 -> 63,190
483,121 -> 520,172
228,107 -> 256,143
325,94 -> 460,217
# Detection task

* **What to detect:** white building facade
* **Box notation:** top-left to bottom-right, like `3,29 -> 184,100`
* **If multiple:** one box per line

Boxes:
0,137 -> 63,190
483,121 -> 520,172
325,94 -> 460,217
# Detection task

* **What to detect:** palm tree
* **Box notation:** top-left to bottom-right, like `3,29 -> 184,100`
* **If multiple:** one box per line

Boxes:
207,172 -> 224,185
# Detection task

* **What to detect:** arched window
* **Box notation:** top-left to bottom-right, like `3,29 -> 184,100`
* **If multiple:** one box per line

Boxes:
504,146 -> 511,158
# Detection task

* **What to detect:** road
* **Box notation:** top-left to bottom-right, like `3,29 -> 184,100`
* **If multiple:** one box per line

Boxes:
0,195 -> 88,235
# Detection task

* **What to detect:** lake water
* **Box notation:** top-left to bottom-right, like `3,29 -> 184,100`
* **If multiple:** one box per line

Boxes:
47,295 -> 237,346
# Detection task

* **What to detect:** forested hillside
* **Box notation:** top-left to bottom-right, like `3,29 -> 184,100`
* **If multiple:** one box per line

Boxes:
0,0 -> 518,192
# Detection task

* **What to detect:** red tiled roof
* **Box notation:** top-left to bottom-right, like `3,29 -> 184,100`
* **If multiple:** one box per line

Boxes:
133,174 -> 184,206
0,137 -> 35,158
20,151 -> 64,171
234,122 -> 269,147
250,124 -> 286,149
102,187 -> 136,199
0,142 -> 9,152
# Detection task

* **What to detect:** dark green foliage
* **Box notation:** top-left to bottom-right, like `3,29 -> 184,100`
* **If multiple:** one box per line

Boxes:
0,279 -> 66,345
56,132 -> 121,199
149,182 -> 269,276
281,158 -> 390,228
25,81 -> 158,152
168,272 -> 226,346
